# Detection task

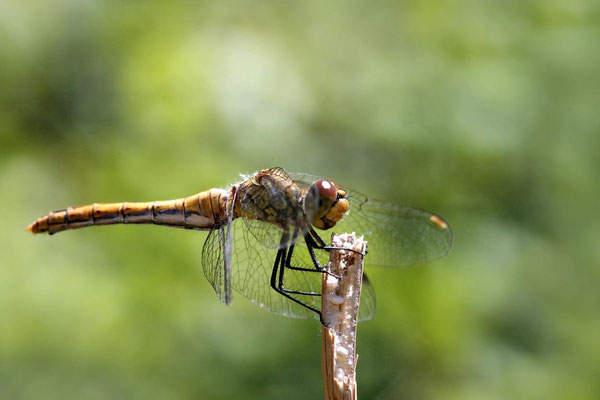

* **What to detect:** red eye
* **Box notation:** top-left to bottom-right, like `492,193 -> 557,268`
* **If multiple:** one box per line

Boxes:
316,179 -> 338,201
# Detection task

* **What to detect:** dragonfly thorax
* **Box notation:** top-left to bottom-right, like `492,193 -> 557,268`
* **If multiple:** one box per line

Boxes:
233,169 -> 304,229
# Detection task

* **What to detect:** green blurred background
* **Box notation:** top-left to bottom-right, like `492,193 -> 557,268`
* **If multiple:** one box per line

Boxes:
1,1 -> 598,399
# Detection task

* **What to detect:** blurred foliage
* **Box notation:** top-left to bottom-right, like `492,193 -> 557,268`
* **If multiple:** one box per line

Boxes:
1,0 -> 599,399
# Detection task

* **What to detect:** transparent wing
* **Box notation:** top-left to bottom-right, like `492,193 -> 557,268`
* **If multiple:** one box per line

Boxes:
289,172 -> 319,191
289,172 -> 452,267
359,273 -> 376,322
336,188 -> 453,267
242,218 -> 284,249
232,219 -> 320,319
202,226 -> 227,303
266,166 -> 293,180
202,218 -> 376,321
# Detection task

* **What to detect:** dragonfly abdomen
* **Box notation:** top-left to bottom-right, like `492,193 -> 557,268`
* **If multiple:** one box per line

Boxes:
26,188 -> 229,235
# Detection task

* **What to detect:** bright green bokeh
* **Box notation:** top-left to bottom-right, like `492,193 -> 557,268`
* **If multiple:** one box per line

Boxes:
1,1 -> 598,399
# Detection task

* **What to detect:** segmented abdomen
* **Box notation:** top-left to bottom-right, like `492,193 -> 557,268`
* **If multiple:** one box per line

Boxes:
26,188 -> 229,235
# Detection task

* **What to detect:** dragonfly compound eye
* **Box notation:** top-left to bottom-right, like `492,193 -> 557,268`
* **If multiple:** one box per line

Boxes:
315,179 -> 338,201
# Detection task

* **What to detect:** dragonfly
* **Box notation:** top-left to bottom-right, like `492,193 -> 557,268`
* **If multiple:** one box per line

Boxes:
27,167 -> 452,323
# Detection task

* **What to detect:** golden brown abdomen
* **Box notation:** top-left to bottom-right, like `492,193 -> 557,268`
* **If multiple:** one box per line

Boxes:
26,188 -> 228,235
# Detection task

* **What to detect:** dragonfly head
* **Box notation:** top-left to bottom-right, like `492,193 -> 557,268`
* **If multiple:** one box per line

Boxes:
305,179 -> 349,230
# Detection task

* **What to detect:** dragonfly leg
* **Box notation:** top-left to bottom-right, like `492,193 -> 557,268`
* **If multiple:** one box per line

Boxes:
295,232 -> 342,279
308,227 -> 327,247
276,227 -> 322,296
269,232 -> 323,319
282,228 -> 341,280
308,228 -> 367,257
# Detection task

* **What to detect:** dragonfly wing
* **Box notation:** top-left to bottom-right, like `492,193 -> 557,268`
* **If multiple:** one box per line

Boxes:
203,217 -> 378,321
265,166 -> 294,180
291,172 -> 452,266
202,226 -> 228,303
242,218 -> 286,249
289,172 -> 321,188
230,218 -> 322,319
333,188 -> 453,267
357,273 -> 375,322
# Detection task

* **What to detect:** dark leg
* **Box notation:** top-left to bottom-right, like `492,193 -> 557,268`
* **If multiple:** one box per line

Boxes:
308,227 -> 367,256
284,230 -> 327,273
309,227 -> 327,247
283,229 -> 341,280
278,227 -> 321,296
269,232 -> 323,318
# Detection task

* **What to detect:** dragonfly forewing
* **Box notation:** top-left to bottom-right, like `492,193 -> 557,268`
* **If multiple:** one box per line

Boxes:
339,188 -> 452,267
290,173 -> 452,268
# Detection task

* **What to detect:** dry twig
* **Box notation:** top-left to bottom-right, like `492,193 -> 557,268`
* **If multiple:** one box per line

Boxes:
321,232 -> 366,400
